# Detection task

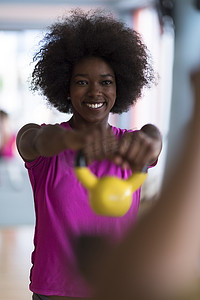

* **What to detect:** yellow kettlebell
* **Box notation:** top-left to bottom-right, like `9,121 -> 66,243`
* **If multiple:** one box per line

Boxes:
75,152 -> 147,217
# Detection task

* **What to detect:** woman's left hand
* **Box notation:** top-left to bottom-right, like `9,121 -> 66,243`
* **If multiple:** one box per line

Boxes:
113,124 -> 162,171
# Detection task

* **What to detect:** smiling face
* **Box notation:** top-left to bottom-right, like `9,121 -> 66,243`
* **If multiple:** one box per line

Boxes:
69,56 -> 116,129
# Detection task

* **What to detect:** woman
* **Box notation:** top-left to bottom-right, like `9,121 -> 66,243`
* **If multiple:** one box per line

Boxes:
17,9 -> 162,300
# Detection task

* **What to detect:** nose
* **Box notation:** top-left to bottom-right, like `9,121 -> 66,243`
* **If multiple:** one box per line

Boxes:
87,83 -> 101,97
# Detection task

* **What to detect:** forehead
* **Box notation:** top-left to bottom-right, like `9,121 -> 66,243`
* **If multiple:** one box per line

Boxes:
71,56 -> 115,76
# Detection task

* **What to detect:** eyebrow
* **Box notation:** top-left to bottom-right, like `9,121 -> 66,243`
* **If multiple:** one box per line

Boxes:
73,73 -> 115,78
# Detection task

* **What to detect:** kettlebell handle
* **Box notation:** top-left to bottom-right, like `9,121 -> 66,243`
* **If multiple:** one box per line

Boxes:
75,150 -> 148,172
75,150 -> 87,168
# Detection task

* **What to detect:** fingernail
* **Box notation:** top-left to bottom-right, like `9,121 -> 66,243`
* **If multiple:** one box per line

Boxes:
113,155 -> 122,164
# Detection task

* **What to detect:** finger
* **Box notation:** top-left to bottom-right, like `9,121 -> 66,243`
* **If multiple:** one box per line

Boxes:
82,134 -> 95,165
83,128 -> 108,164
128,140 -> 154,170
117,133 -> 133,156
121,160 -> 131,170
103,132 -> 118,160
119,131 -> 153,170
89,127 -> 118,161
113,132 -> 141,167
112,133 -> 132,165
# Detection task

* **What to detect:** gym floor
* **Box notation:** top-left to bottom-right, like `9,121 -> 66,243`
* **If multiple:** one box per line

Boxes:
0,158 -> 35,299
0,226 -> 34,300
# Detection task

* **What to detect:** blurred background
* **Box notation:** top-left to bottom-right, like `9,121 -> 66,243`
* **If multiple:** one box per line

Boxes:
1,0 -> 200,226
0,0 -> 200,298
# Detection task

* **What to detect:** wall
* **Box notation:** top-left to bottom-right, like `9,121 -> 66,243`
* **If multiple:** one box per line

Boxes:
166,0 -> 200,170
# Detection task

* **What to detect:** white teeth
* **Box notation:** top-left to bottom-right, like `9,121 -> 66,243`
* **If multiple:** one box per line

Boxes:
86,103 -> 104,109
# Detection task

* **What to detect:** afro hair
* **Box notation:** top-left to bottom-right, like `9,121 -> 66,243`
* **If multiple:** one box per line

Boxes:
31,8 -> 156,114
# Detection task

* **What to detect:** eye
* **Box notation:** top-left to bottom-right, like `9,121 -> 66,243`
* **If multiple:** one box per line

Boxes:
76,80 -> 88,86
101,80 -> 113,86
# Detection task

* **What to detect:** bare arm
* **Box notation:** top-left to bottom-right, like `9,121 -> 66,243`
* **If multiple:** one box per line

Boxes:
85,70 -> 200,300
16,123 -> 85,161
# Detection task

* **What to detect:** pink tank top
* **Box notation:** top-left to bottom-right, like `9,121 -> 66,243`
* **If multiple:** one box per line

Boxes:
25,122 -> 142,297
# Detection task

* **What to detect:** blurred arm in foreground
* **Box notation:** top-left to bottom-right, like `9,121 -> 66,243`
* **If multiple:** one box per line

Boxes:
81,69 -> 200,300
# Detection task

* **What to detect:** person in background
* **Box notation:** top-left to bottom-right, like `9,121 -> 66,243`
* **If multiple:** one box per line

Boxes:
16,9 -> 162,300
0,109 -> 22,189
0,110 -> 16,159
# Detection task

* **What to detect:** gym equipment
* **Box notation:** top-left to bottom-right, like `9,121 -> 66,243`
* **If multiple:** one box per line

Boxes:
75,151 -> 147,217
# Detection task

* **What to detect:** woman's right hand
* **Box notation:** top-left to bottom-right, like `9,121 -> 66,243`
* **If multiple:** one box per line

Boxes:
78,126 -> 118,165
